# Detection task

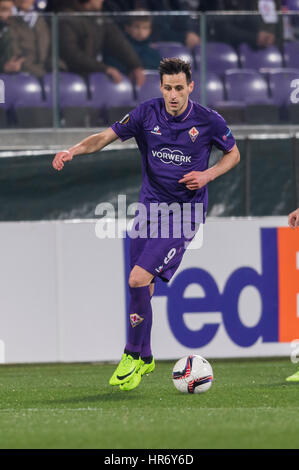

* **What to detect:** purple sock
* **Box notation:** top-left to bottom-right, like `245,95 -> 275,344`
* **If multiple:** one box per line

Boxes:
140,287 -> 153,358
140,317 -> 152,358
125,285 -> 152,354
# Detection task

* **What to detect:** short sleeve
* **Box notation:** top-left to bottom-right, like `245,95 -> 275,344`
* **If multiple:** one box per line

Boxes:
210,110 -> 236,152
111,105 -> 143,142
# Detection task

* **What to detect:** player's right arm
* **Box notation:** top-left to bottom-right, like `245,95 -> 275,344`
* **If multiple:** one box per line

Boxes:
52,127 -> 119,171
288,208 -> 299,229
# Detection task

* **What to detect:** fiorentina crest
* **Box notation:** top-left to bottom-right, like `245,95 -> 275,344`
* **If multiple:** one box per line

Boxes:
130,313 -> 144,327
188,127 -> 199,142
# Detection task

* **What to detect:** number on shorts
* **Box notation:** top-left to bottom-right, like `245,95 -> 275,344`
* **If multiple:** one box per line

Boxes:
164,248 -> 176,265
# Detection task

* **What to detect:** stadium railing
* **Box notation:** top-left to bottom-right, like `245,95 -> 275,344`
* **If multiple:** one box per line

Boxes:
1,11 -> 299,218
1,11 -> 299,128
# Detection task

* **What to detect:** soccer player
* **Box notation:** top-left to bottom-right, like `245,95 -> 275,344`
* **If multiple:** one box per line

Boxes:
286,207 -> 299,382
52,58 -> 240,391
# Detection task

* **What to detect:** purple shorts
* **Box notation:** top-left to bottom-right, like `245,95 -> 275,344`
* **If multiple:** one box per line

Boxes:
129,220 -> 200,283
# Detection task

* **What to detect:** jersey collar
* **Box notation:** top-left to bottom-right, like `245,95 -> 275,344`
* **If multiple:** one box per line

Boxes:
162,99 -> 193,123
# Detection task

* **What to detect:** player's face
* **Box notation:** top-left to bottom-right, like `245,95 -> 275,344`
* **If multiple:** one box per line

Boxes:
160,72 -> 194,116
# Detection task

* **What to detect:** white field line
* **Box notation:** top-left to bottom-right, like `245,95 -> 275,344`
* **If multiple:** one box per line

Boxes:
0,407 -> 298,413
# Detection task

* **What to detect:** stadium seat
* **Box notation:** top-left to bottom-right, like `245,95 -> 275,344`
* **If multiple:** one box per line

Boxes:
213,101 -> 246,124
0,73 -> 44,108
0,108 -> 7,127
89,73 -> 135,107
286,0 -> 299,8
239,43 -> 283,71
43,72 -> 89,106
43,72 -> 98,127
150,42 -> 193,65
192,71 -> 245,123
136,70 -> 161,103
284,41 -> 299,68
0,73 -> 52,128
14,75 -> 44,106
194,42 -> 239,75
224,69 -> 279,123
89,72 -> 136,125
267,68 -> 299,122
267,68 -> 299,105
285,0 -> 299,23
225,69 -> 271,103
191,72 -> 225,107
0,74 -> 11,127
0,74 -> 13,109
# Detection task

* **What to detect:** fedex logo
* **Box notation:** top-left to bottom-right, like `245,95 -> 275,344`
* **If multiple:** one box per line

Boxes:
124,228 -> 299,348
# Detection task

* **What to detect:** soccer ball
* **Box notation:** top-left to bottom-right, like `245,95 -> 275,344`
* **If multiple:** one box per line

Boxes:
172,355 -> 213,394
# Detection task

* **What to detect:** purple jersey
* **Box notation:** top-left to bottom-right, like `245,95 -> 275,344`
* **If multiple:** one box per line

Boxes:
111,98 -> 236,218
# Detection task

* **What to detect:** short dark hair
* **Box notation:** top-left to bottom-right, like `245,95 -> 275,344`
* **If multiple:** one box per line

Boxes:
126,15 -> 152,26
159,58 -> 192,85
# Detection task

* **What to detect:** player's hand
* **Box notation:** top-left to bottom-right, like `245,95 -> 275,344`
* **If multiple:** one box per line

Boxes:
179,171 -> 211,190
52,149 -> 74,171
288,208 -> 299,229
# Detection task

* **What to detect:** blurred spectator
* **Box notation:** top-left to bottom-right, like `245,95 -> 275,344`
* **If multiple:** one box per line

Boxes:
0,0 -> 25,72
200,0 -> 281,49
180,0 -> 201,9
123,14 -> 161,69
104,0 -> 201,48
44,0 -> 78,12
281,0 -> 299,40
103,0 -> 141,11
59,0 -> 145,86
10,0 -> 51,77
161,0 -> 201,48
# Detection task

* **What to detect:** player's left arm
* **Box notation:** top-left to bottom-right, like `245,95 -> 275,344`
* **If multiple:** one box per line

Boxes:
179,144 -> 240,191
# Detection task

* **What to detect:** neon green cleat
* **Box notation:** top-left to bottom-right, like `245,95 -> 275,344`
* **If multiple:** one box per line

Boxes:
119,358 -> 155,391
119,369 -> 142,391
109,354 -> 141,386
140,357 -> 155,376
286,370 -> 299,382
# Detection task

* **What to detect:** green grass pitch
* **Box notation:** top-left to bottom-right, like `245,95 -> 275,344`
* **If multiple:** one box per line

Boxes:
0,358 -> 298,449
